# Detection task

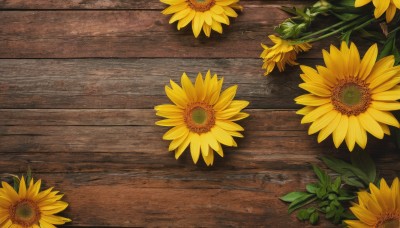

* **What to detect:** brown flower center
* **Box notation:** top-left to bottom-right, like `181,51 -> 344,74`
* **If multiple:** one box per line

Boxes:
331,79 -> 371,116
187,0 -> 216,12
9,199 -> 41,227
184,102 -> 215,133
376,213 -> 400,228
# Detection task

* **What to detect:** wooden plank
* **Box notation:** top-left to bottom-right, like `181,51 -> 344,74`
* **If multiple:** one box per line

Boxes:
0,154 -> 398,227
31,172 -> 326,227
0,109 -> 397,155
0,0 -> 313,10
0,9 -> 337,58
0,59 -> 320,109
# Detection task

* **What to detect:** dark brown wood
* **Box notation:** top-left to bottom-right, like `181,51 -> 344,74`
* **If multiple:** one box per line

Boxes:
0,59 -> 318,109
0,0 -> 313,9
0,8 -> 338,58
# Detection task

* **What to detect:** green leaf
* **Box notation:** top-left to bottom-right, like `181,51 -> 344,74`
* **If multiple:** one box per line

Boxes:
378,30 -> 397,60
342,174 -> 365,188
312,165 -> 328,185
350,150 -> 376,183
337,195 -> 356,201
26,166 -> 32,187
306,183 -> 319,194
288,194 -> 317,214
13,176 -> 20,192
332,177 -> 341,193
309,212 -> 319,225
280,191 -> 309,203
296,209 -> 310,221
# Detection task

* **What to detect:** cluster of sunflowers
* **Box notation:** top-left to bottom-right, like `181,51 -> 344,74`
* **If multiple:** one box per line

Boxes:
158,0 -> 400,227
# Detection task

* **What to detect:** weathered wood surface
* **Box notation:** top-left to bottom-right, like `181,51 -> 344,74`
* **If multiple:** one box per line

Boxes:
0,0 -> 399,227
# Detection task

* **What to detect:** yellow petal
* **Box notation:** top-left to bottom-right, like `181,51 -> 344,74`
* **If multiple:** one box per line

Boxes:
202,147 -> 214,166
163,125 -> 189,140
190,133 -> 201,164
367,108 -> 399,127
358,112 -> 384,139
371,101 -> 400,111
345,116 -> 358,151
332,115 -> 349,148
318,112 -> 341,143
211,125 -> 234,146
301,103 -> 333,124
359,44 -> 378,80
214,85 -> 237,111
308,110 -> 339,135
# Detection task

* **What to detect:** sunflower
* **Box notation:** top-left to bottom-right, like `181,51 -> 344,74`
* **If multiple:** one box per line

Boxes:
345,177 -> 400,228
0,176 -> 71,227
295,42 -> 400,151
260,35 -> 312,76
355,0 -> 400,22
160,0 -> 243,38
155,71 -> 249,166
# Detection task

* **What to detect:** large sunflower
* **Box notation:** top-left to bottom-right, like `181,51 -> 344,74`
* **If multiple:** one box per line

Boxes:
260,35 -> 312,76
345,177 -> 400,228
295,42 -> 400,151
355,0 -> 400,22
0,176 -> 71,228
160,0 -> 243,37
155,71 -> 249,166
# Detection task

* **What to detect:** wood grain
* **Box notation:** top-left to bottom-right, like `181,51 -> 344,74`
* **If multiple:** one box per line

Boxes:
0,0 -> 313,10
0,59 -> 318,109
0,8 -> 339,58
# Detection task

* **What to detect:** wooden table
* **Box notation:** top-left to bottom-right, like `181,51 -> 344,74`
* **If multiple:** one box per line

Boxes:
0,0 -> 399,227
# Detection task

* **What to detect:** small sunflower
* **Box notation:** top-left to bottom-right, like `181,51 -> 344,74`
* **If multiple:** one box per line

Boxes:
160,0 -> 243,38
0,176 -> 71,228
260,35 -> 312,76
295,42 -> 400,151
355,0 -> 400,22
345,177 -> 400,228
155,71 -> 249,166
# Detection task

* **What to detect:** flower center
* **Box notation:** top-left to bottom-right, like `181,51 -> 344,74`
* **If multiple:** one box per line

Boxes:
187,0 -> 216,12
184,102 -> 215,133
331,79 -> 371,116
376,213 -> 400,228
9,199 -> 41,227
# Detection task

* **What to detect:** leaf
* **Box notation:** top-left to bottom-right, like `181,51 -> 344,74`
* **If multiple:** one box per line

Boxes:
350,150 -> 376,183
312,165 -> 329,185
342,174 -> 366,188
297,209 -> 310,221
280,191 -> 309,203
378,30 -> 397,60
288,194 -> 317,214
321,156 -> 351,174
332,177 -> 341,193
321,156 -> 370,187
309,212 -> 319,225
306,183 -> 319,194
26,166 -> 32,187
13,176 -> 20,192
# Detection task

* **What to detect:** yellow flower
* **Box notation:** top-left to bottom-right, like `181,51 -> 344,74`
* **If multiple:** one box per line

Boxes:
345,178 -> 400,228
0,176 -> 71,227
155,71 -> 249,166
295,42 -> 400,151
355,0 -> 400,22
160,0 -> 243,38
260,35 -> 312,76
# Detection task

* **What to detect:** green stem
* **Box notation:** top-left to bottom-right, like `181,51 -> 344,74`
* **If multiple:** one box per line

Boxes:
389,26 -> 400,34
303,16 -> 375,43
299,19 -> 351,40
